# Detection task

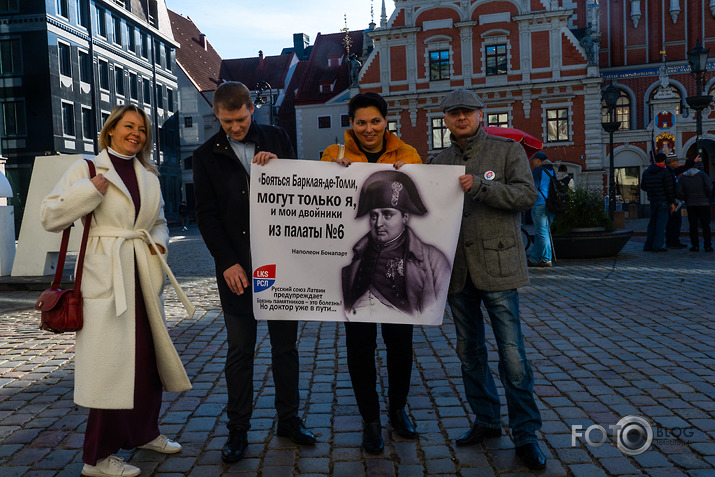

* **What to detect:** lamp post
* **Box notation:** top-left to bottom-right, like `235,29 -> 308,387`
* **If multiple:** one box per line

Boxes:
685,39 -> 712,156
255,80 -> 274,126
601,81 -> 621,221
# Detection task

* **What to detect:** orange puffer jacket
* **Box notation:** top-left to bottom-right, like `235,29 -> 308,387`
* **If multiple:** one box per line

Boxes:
321,129 -> 422,164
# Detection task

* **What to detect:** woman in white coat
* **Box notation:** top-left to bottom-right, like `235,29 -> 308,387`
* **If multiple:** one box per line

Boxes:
41,105 -> 192,477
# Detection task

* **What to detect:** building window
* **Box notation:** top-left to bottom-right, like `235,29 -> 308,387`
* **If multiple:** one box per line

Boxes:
429,50 -> 450,80
165,45 -> 172,72
78,0 -> 89,28
156,84 -> 163,109
184,117 -> 193,128
101,111 -> 110,127
601,91 -> 631,131
0,0 -> 20,12
143,79 -> 151,104
62,102 -> 75,136
128,26 -> 136,53
167,88 -> 174,112
615,166 -> 640,204
96,8 -> 106,38
57,0 -> 69,18
58,42 -> 71,77
81,107 -> 92,138
98,59 -> 109,90
340,115 -> 350,127
387,121 -> 397,132
432,118 -> 451,149
1,100 -> 26,136
0,38 -> 22,75
79,50 -> 90,83
546,108 -> 569,142
485,44 -> 507,76
115,67 -> 124,96
141,32 -> 148,58
129,72 -> 138,100
318,116 -> 331,129
154,41 -> 162,67
183,157 -> 192,169
112,16 -> 122,46
487,113 -> 509,128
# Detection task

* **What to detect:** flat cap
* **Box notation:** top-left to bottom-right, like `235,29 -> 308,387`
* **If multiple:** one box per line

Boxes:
665,155 -> 679,162
440,89 -> 485,112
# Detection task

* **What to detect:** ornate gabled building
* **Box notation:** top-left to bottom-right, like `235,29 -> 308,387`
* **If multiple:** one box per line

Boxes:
355,0 -> 715,210
1,0 -> 181,230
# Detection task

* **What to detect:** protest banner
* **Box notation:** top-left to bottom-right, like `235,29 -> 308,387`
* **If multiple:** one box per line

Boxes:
250,159 -> 464,325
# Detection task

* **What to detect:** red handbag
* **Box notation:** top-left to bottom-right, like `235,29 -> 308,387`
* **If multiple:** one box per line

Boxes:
35,159 -> 96,333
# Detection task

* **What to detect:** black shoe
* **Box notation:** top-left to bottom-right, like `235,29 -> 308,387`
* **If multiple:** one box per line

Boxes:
515,442 -> 547,470
668,243 -> 687,249
362,420 -> 384,454
455,423 -> 501,446
690,246 -> 700,252
705,246 -> 714,252
222,432 -> 247,463
652,248 -> 668,252
276,417 -> 317,445
389,408 -> 417,439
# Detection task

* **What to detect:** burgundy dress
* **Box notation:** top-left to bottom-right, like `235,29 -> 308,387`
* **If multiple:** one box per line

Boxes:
82,154 -> 163,465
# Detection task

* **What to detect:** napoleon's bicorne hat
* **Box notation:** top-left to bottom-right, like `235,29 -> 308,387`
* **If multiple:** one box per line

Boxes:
355,170 -> 427,218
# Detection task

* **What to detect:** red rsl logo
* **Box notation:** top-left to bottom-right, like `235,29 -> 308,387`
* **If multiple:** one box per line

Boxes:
253,264 -> 276,292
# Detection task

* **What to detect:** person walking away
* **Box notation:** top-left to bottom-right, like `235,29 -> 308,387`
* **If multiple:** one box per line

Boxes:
430,89 -> 546,470
676,156 -> 713,252
528,152 -> 555,267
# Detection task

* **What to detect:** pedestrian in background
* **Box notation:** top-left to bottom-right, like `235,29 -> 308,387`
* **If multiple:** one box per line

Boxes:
641,152 -> 676,252
430,89 -> 546,470
528,151 -> 556,267
192,81 -> 316,464
41,104 -> 191,477
557,164 -> 575,191
677,156 -> 713,252
179,200 -> 189,231
321,92 -> 422,454
664,156 -> 690,249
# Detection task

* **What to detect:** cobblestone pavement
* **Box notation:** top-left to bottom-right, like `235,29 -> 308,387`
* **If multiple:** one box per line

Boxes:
0,225 -> 713,476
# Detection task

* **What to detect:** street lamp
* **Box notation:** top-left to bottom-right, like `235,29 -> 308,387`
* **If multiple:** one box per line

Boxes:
601,81 -> 621,221
255,80 -> 275,126
685,40 -> 712,156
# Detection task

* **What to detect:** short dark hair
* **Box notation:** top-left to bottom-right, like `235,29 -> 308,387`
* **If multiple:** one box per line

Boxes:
348,92 -> 388,120
558,164 -> 568,172
213,81 -> 252,112
654,153 -> 667,163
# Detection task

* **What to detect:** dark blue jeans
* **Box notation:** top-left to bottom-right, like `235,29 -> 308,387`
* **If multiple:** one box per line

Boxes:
447,276 -> 542,446
644,201 -> 670,250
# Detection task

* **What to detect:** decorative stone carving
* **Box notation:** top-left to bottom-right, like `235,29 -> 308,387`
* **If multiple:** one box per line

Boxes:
670,0 -> 680,23
631,0 -> 641,28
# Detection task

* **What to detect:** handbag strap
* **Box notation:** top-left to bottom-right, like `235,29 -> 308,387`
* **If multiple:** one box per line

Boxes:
51,159 -> 97,292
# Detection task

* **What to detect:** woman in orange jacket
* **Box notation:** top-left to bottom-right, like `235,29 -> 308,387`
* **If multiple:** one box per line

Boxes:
322,92 -> 422,454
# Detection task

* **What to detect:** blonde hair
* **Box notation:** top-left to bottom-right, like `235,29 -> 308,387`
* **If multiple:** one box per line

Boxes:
99,104 -> 158,175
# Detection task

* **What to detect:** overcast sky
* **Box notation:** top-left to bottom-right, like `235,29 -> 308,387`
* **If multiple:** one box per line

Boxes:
165,0 -> 395,60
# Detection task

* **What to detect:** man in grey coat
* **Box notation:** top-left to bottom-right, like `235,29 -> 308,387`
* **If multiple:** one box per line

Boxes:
430,89 -> 545,470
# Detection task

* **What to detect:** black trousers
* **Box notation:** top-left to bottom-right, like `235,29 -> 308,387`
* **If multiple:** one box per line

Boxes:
345,321 -> 413,423
687,205 -> 712,248
666,210 -> 683,246
223,311 -> 299,433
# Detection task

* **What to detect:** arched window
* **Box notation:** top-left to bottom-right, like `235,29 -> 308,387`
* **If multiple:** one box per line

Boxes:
601,90 -> 631,130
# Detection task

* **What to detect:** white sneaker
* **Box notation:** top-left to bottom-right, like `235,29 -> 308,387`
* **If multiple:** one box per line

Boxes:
137,434 -> 182,454
82,456 -> 140,476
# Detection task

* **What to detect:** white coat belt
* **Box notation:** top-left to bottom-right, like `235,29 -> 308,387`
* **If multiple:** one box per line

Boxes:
88,227 -> 195,318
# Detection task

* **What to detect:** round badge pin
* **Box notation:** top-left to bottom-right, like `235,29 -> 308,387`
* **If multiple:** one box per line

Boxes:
484,170 -> 495,181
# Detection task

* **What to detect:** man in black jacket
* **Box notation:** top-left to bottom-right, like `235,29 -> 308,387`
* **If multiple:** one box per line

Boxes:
641,153 -> 676,252
192,82 -> 315,463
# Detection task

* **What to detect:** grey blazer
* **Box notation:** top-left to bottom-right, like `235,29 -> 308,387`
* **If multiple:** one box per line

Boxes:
432,127 -> 537,293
